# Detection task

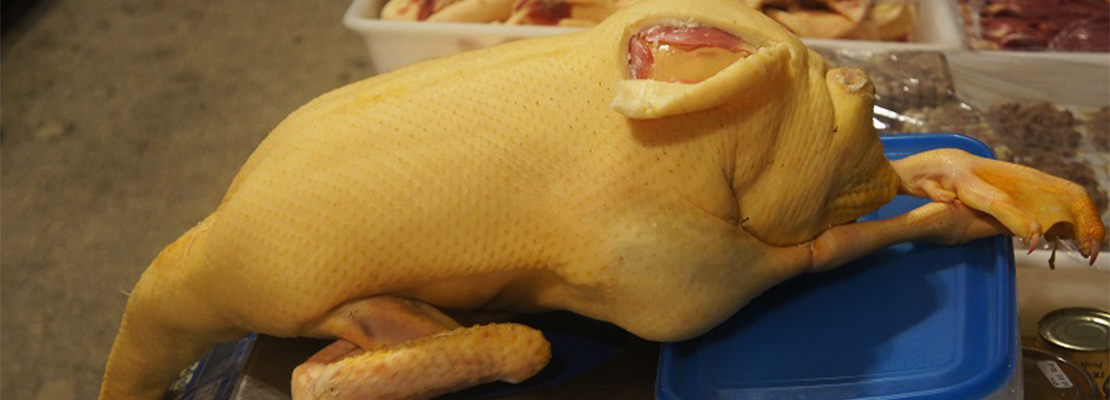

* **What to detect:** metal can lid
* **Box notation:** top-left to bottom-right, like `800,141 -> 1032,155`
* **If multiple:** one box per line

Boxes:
1038,307 -> 1110,352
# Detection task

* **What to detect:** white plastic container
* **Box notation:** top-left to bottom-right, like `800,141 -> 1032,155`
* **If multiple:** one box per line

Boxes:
343,0 -> 966,74
803,0 -> 966,52
342,0 -> 578,74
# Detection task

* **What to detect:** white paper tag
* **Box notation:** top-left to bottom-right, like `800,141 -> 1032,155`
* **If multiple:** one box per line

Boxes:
1037,360 -> 1075,389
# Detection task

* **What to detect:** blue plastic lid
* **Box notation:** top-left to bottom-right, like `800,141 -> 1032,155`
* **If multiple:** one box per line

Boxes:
657,134 -> 1017,400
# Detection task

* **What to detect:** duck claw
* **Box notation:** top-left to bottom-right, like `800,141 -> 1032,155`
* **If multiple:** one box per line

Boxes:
891,149 -> 1106,269
1026,233 -> 1041,254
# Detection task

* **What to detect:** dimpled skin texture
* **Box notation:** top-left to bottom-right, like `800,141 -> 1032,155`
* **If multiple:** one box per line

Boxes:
100,0 -> 903,398
292,324 -> 551,399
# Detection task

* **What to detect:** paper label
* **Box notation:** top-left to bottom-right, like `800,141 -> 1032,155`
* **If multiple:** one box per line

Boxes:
1037,360 -> 1075,389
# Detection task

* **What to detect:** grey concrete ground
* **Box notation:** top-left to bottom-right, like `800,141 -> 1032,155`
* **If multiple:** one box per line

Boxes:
2,1 -> 373,398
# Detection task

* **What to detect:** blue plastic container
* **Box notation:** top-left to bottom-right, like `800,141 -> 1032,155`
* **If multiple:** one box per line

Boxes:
657,134 -> 1018,400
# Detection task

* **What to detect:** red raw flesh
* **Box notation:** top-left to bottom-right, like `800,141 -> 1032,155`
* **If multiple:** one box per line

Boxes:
1050,19 -> 1110,52
528,1 -> 572,26
977,0 -> 1109,51
627,26 -> 745,80
513,0 -> 572,26
417,0 -> 436,20
628,33 -> 654,80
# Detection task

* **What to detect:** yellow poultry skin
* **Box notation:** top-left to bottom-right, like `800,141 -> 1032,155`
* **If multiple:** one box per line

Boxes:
99,0 -> 1105,399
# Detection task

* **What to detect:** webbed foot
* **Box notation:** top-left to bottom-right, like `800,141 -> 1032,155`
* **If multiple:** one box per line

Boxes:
892,148 -> 1105,263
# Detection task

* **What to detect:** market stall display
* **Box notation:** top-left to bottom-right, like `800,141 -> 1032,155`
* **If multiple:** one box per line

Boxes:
101,1 -> 1106,399
125,2 -> 1110,399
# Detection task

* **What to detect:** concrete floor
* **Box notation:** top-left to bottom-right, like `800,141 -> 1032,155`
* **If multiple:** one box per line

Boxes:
1,1 -> 373,398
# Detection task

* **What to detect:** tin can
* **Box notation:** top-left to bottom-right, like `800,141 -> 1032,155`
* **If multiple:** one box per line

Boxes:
1023,347 -> 1100,400
1038,307 -> 1110,399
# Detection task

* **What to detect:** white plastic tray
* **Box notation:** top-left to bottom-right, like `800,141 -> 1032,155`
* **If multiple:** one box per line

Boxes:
344,0 -> 966,74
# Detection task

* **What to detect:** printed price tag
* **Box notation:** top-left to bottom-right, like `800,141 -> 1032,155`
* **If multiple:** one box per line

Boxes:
1037,360 -> 1075,389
